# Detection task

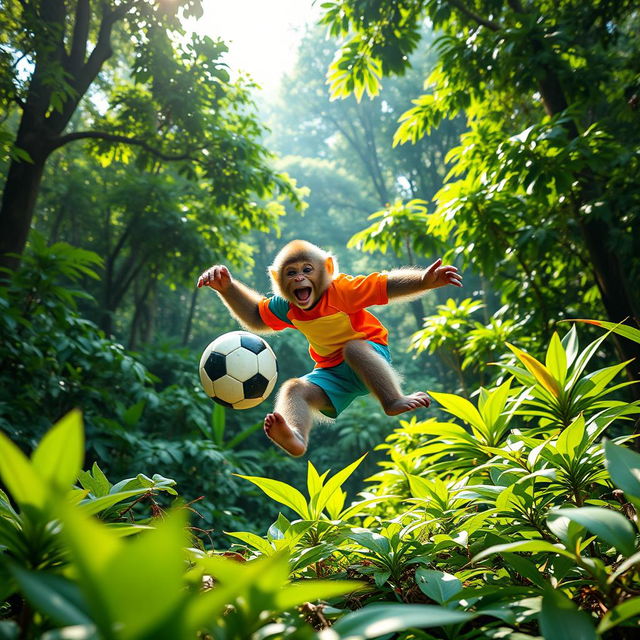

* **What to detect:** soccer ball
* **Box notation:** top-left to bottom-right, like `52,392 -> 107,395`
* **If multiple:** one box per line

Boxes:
199,331 -> 278,409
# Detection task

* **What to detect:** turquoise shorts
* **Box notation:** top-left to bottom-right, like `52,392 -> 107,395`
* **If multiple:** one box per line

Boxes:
302,341 -> 391,418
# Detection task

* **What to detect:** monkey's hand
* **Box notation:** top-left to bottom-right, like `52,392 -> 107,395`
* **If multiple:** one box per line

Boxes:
197,265 -> 232,292
423,259 -> 463,290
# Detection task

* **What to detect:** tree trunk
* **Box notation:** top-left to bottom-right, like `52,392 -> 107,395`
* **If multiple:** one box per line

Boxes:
0,155 -> 47,273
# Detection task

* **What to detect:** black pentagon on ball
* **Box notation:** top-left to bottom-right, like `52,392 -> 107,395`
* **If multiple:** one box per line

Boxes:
240,334 -> 266,355
243,372 -> 269,399
203,351 -> 226,381
211,396 -> 233,408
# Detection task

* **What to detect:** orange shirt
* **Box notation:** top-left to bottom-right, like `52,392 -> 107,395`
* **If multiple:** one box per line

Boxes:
258,272 -> 389,368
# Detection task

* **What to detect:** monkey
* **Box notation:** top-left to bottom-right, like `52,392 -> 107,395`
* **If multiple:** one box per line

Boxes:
197,239 -> 462,457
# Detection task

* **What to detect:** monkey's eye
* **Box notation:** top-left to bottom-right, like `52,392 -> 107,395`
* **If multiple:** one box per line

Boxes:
302,265 -> 314,274
285,269 -> 297,278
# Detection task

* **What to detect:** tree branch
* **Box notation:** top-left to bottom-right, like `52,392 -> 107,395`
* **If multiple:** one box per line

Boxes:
446,0 -> 502,31
50,130 -> 198,160
67,0 -> 90,74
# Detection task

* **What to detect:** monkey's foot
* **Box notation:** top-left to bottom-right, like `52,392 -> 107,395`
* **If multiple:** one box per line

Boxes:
383,392 -> 431,416
264,412 -> 307,457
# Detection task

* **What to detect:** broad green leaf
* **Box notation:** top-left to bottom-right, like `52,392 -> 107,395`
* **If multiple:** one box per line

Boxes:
473,540 -> 574,563
77,489 -> 147,516
325,487 -> 347,520
348,528 -> 390,556
307,461 -> 324,506
77,462 -> 111,497
598,596 -> 640,632
319,603 -> 474,638
507,343 -> 560,398
429,391 -> 486,434
236,474 -> 310,519
481,378 -> 512,432
555,415 -> 587,459
561,325 -> 580,367
58,505 -> 125,635
540,588 -> 597,640
225,530 -> 276,556
407,473 -> 433,499
186,555 -> 280,633
0,621 -> 20,640
550,507 -> 636,556
546,332 -> 567,384
0,431 -> 47,510
604,441 -> 640,499
32,409 -> 84,492
7,565 -> 91,626
415,569 -> 462,604
97,510 -> 190,640
314,454 -> 366,519
276,580 -> 362,610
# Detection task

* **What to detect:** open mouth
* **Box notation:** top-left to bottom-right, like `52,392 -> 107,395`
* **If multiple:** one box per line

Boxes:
294,287 -> 312,305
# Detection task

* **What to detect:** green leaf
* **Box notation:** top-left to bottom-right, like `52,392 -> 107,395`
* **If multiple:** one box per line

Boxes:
235,474 -> 310,519
314,454 -> 366,519
320,603 -> 474,638
0,431 -> 47,510
225,530 -> 276,556
598,596 -> 640,632
429,391 -> 486,434
7,564 -> 91,626
348,528 -> 390,556
473,540 -> 574,564
540,588 -> 597,640
415,569 -> 462,604
604,441 -> 640,499
32,409 -> 84,492
555,415 -> 587,459
276,579 -> 362,610
550,507 -> 636,556
546,332 -> 567,384
77,489 -> 150,516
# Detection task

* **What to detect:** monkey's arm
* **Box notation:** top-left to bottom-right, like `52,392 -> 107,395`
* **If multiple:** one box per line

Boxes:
218,281 -> 271,332
197,265 -> 270,332
386,259 -> 462,300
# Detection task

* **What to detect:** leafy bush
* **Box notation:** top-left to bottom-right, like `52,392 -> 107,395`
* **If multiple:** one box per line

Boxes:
225,323 -> 640,639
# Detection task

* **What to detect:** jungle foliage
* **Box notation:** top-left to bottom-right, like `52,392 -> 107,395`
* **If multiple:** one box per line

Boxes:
2,0 -> 640,638
2,325 -> 640,638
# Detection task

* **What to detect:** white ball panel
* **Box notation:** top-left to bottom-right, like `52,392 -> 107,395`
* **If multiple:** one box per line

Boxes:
210,332 -> 242,355
225,347 -> 259,381
257,349 -> 277,380
213,375 -> 244,404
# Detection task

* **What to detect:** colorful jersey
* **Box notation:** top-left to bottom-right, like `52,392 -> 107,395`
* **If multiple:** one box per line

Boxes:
258,272 -> 389,368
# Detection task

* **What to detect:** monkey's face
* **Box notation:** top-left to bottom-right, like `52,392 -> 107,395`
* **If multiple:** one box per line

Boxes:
281,260 -> 328,309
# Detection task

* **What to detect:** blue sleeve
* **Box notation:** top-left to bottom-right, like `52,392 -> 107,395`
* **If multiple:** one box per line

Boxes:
268,295 -> 292,324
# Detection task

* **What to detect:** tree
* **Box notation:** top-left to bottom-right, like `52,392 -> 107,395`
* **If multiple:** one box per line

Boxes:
267,24 -> 465,328
320,0 -> 640,386
0,0 -> 297,273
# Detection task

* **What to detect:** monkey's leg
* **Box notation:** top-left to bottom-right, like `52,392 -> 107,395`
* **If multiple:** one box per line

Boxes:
264,378 -> 330,456
343,340 -> 431,416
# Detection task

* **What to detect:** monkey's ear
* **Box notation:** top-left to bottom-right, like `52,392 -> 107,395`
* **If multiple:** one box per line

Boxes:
325,256 -> 336,276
